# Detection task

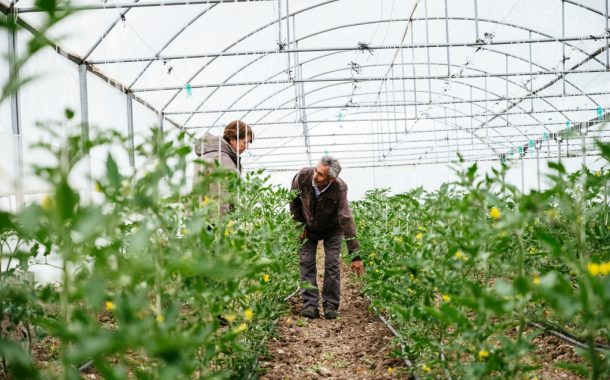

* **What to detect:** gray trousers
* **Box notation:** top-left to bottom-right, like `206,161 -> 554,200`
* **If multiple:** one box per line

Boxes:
299,234 -> 342,310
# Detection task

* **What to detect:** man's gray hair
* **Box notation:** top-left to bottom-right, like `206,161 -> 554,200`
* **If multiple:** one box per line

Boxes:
319,156 -> 342,178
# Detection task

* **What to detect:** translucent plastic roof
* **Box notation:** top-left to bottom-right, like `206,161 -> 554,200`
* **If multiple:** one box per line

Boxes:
3,0 -> 610,171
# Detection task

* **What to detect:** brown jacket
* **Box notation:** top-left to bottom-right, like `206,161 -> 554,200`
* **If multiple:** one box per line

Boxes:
290,167 -> 360,254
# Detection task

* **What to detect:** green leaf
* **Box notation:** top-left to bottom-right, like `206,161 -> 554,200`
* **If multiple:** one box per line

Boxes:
56,177 -> 77,222
105,153 -> 122,190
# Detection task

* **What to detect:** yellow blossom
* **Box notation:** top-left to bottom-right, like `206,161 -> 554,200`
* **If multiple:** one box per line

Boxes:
105,301 -> 116,311
601,262 -> 610,276
478,349 -> 490,359
41,195 -> 54,211
588,263 -> 601,276
286,317 -> 292,324
244,308 -> 253,321
454,251 -> 467,261
200,195 -> 211,206
415,232 -> 423,241
224,314 -> 236,323
234,323 -> 248,333
262,274 -> 270,283
387,367 -> 395,374
368,252 -> 376,259
224,220 -> 235,237
528,247 -> 538,254
417,225 -> 426,231
533,275 -> 541,285
489,207 -> 501,220
422,364 -> 431,373
595,170 -> 602,177
156,314 -> 165,323
442,294 -> 451,302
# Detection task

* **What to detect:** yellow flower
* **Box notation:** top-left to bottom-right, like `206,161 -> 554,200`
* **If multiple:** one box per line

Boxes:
595,170 -> 602,177
41,194 -> 54,211
415,232 -> 423,241
234,323 -> 248,333
200,195 -> 211,206
454,251 -> 467,261
532,275 -> 541,285
528,247 -> 538,254
368,252 -> 376,259
442,294 -> 451,302
478,349 -> 490,359
286,317 -> 292,324
156,314 -> 165,323
489,207 -> 501,220
601,262 -> 610,276
387,367 -> 395,374
224,220 -> 235,237
244,308 -> 253,321
224,314 -> 236,323
262,274 -> 270,283
422,364 -> 431,373
105,301 -> 116,311
588,263 -> 601,276
417,225 -> 426,231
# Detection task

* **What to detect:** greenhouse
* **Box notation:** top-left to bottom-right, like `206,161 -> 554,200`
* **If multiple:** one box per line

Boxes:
1,0 -> 610,378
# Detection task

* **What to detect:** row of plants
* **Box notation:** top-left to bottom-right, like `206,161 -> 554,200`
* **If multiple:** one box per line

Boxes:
353,142 -> 610,379
0,117 -> 300,379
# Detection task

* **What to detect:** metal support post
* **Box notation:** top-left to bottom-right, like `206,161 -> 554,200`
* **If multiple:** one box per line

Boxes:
473,0 -> 479,40
536,145 -> 541,191
606,0 -> 609,68
581,125 -> 586,167
424,0 -> 432,103
561,0 -> 566,94
79,64 -> 92,202
126,93 -> 135,170
8,9 -> 24,209
521,152 -> 525,193
444,0 -> 450,76
159,112 -> 164,132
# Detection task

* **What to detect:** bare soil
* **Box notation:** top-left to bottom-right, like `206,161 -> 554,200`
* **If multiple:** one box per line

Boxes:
260,243 -> 410,379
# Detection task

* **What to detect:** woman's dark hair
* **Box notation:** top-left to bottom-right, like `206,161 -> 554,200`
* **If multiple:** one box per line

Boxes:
223,120 -> 253,143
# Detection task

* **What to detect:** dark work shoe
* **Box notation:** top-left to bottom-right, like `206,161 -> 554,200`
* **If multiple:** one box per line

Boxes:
324,308 -> 338,320
299,306 -> 320,319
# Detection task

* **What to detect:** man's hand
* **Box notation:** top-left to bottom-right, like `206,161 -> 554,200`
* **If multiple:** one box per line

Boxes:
299,227 -> 307,242
351,259 -> 364,276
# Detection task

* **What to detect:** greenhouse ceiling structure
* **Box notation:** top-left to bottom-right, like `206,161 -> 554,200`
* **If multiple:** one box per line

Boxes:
1,0 -> 609,193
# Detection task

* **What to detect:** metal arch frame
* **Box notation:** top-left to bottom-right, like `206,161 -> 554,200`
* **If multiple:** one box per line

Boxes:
127,4 -> 219,89
86,1 -> 606,143
15,0 -> 276,12
156,0 -> 339,112
0,3 -> 183,130
3,0 -> 609,165
164,91 -> 610,115
476,42 -> 610,145
250,62 -> 552,131
161,17 -> 604,128
82,0 -> 141,60
111,35 -> 607,67
294,16 -> 607,68
204,42 -> 597,129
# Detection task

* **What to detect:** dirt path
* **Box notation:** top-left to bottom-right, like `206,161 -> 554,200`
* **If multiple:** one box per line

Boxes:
260,243 -> 410,379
